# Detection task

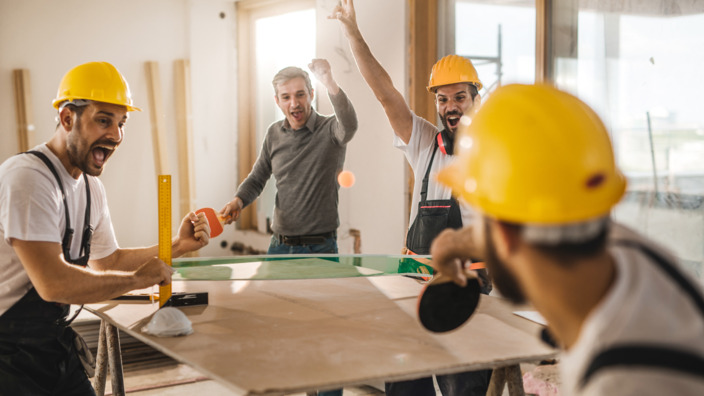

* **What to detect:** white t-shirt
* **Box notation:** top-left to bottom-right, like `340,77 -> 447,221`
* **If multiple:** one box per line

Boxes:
0,144 -> 119,316
393,112 -> 474,229
559,223 -> 704,395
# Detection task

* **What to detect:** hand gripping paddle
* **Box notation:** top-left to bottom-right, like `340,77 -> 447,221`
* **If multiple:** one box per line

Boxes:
195,208 -> 230,238
417,268 -> 482,333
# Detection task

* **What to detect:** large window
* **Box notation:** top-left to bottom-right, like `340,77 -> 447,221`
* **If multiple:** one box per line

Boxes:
550,1 -> 704,281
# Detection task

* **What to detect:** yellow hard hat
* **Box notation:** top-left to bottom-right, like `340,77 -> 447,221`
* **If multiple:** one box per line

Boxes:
437,84 -> 626,225
52,62 -> 141,111
427,55 -> 483,93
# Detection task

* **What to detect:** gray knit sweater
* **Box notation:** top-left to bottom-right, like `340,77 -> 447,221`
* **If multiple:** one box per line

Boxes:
235,89 -> 358,236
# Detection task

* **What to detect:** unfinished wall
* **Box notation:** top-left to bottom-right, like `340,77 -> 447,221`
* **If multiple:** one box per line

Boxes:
0,0 -> 407,256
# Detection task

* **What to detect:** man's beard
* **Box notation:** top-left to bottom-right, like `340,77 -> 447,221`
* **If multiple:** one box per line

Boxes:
66,118 -> 103,177
484,222 -> 527,304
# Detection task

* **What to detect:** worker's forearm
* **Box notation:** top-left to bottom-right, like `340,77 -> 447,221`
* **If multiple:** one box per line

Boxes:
41,264 -> 141,304
91,246 -> 157,272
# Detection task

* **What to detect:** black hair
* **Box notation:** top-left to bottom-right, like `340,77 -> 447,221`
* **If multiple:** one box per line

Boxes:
498,220 -> 609,266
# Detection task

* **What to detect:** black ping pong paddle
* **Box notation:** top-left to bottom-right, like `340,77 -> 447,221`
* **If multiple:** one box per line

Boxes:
417,271 -> 481,333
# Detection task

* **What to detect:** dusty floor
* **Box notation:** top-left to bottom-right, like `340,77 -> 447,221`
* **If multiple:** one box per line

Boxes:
102,363 -> 387,395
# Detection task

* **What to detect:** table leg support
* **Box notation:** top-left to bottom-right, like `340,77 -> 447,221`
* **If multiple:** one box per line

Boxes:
106,322 -> 126,396
92,320 -> 108,396
487,364 -> 525,396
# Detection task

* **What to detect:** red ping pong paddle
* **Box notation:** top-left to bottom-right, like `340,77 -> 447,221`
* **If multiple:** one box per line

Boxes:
195,208 -> 230,238
417,267 -> 483,333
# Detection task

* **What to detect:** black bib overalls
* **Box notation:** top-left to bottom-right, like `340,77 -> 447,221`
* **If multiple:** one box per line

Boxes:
406,134 -> 462,255
0,151 -> 95,395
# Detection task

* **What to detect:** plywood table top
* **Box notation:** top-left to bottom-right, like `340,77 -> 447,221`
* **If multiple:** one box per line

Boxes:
86,276 -> 556,395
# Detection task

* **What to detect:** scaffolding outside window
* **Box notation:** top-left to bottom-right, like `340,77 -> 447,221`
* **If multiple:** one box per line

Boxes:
550,0 -> 704,282
452,0 -> 536,98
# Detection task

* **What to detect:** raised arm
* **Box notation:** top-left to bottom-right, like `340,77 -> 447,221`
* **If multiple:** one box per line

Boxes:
309,59 -> 358,145
330,0 -> 414,143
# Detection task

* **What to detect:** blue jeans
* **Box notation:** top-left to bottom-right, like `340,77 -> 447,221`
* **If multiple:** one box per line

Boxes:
268,233 -> 340,396
385,369 -> 492,396
317,391 -> 343,396
267,234 -> 338,254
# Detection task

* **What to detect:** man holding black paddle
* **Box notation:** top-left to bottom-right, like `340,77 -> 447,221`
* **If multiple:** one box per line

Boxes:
431,83 -> 704,395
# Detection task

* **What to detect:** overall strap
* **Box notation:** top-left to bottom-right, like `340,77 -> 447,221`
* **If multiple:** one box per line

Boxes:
579,238 -> 704,389
420,134 -> 441,203
23,151 -> 92,326
24,151 -> 92,265
612,239 -> 704,316
581,345 -> 704,388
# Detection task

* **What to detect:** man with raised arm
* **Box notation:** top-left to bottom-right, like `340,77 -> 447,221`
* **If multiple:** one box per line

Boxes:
331,1 -> 491,395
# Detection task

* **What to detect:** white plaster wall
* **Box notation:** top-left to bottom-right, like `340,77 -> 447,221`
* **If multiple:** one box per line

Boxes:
0,0 -> 239,252
0,0 -> 407,256
314,0 -> 407,254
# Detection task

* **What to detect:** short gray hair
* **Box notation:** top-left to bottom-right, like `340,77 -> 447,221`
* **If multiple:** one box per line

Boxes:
272,66 -> 312,95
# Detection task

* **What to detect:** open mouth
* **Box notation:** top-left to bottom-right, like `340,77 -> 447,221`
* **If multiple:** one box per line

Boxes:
446,115 -> 461,128
290,110 -> 304,122
92,145 -> 115,167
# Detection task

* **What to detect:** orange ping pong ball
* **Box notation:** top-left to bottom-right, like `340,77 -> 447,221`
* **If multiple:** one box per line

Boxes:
338,170 -> 355,188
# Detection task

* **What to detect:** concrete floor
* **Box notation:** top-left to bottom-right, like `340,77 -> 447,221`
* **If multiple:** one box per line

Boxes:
99,363 -> 540,396
102,363 -> 387,395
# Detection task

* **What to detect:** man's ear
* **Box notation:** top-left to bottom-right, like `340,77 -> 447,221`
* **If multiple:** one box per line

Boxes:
58,108 -> 74,131
274,95 -> 280,105
490,220 -> 521,259
467,93 -> 482,117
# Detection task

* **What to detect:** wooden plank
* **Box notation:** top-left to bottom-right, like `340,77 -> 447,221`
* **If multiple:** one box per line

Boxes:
535,0 -> 550,84
408,0 -> 438,124
174,59 -> 195,217
144,61 -> 169,176
12,69 -> 35,152
407,0 -> 439,237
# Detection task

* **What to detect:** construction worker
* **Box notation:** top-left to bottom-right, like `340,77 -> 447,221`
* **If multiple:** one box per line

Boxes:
331,1 -> 491,394
0,62 -> 211,394
432,84 -> 704,395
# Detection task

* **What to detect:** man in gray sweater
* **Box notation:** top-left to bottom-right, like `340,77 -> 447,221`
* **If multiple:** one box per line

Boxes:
220,59 -> 358,255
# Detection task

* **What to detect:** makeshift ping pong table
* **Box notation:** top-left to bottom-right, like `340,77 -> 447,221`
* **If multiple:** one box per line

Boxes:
85,254 -> 556,395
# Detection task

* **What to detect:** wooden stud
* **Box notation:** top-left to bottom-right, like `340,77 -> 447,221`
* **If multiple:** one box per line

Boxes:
145,61 -> 169,176
12,69 -> 35,153
535,0 -> 550,84
174,59 -> 195,217
407,0 -> 439,232
409,0 -> 438,122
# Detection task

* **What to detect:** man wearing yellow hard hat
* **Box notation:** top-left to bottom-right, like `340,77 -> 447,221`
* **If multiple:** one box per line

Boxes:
331,0 -> 491,395
0,62 -> 211,394
431,84 -> 704,395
